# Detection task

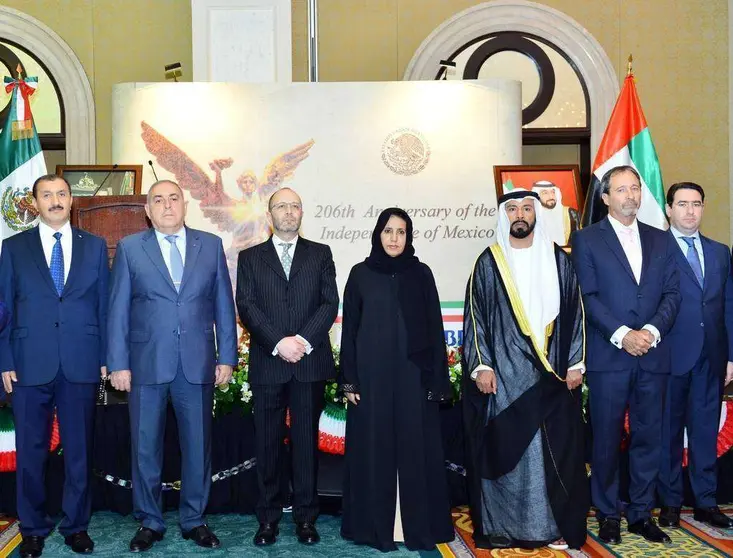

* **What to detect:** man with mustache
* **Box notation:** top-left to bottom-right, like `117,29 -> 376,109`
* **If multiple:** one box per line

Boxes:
572,166 -> 680,546
531,181 -> 579,247
463,189 -> 588,551
236,187 -> 338,547
0,174 -> 108,557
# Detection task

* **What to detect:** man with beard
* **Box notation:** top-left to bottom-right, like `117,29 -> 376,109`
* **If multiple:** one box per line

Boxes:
236,187 -> 339,546
463,189 -> 588,550
531,181 -> 579,247
572,165 -> 680,546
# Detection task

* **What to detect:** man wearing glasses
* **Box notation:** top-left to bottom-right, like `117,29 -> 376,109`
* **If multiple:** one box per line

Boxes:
236,187 -> 339,547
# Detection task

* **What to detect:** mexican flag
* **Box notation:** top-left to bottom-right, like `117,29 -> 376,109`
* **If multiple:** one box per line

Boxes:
581,73 -> 666,229
0,73 -> 46,249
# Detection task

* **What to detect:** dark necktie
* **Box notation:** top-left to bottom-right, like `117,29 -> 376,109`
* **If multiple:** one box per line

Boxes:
681,236 -> 704,287
50,232 -> 64,295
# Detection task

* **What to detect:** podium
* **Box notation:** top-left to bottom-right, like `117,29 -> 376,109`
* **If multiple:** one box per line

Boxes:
70,195 -> 149,264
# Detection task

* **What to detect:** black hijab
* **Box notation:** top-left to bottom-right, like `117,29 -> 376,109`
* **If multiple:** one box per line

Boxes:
364,208 -> 419,274
365,209 -> 449,397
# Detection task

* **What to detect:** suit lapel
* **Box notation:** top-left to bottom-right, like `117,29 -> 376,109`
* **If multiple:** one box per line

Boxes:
599,218 -> 636,283
670,230 -> 701,289
261,238 -> 288,281
141,229 -> 177,292
289,237 -> 308,280
700,234 -> 714,293
179,227 -> 201,294
638,223 -> 654,284
26,226 -> 58,294
62,228 -> 85,295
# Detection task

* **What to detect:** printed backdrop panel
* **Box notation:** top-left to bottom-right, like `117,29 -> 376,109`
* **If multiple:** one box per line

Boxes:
112,81 -> 522,344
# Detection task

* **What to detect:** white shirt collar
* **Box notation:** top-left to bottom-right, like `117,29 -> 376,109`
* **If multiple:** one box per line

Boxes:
38,219 -> 71,240
272,234 -> 298,249
607,214 -> 639,236
154,226 -> 186,242
670,225 -> 700,241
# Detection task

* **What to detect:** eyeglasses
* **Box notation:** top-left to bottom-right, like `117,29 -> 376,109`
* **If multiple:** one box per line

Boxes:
271,202 -> 302,212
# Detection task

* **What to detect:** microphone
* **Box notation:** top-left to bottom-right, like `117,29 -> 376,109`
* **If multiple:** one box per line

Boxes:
148,160 -> 159,182
91,164 -> 118,196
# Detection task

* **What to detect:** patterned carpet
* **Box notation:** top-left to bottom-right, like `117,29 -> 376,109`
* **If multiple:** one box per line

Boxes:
441,506 -> 733,557
0,512 -> 443,557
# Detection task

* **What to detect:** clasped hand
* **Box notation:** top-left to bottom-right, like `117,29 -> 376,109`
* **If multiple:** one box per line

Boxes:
622,329 -> 654,357
277,336 -> 307,363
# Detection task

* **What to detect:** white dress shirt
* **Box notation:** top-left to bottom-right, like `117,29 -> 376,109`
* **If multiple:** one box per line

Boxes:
606,215 -> 660,349
670,226 -> 705,275
38,220 -> 72,283
154,227 -> 186,279
270,235 -> 312,355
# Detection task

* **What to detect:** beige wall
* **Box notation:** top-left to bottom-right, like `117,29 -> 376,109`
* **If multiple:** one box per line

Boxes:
305,0 -> 730,242
2,0 -> 728,240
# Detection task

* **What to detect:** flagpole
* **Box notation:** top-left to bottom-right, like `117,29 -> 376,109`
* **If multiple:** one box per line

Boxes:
627,54 -> 633,76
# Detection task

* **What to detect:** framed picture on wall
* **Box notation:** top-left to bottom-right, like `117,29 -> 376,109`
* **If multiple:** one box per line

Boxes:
56,165 -> 143,197
493,164 -> 583,247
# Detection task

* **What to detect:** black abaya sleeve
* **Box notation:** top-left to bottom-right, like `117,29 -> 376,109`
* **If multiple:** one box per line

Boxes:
338,267 -> 362,393
421,264 -> 451,401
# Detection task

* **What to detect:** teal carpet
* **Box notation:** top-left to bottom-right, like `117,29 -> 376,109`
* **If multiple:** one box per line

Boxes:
10,512 -> 443,556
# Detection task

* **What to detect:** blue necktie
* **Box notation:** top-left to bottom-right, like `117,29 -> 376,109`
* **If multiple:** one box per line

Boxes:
165,235 -> 183,291
681,236 -> 704,287
50,232 -> 64,295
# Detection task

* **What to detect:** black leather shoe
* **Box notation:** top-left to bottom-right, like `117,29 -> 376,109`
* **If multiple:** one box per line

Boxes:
129,527 -> 164,552
659,506 -> 681,528
253,523 -> 279,546
628,518 -> 672,545
64,531 -> 94,554
598,517 -> 621,545
182,524 -> 220,548
694,506 -> 733,529
296,522 -> 320,545
19,536 -> 45,558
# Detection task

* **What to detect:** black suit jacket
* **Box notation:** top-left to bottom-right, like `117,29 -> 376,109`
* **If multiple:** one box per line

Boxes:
236,236 -> 339,385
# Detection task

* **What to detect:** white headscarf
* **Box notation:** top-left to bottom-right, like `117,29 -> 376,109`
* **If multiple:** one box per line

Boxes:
532,182 -> 566,246
496,190 -> 560,347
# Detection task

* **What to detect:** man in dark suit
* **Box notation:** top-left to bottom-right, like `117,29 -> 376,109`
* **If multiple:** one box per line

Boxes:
657,182 -> 733,529
107,180 -> 237,552
572,165 -> 680,546
236,187 -> 338,546
0,174 -> 108,557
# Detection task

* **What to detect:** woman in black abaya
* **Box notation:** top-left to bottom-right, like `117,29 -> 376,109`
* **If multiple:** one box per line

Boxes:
339,208 -> 454,552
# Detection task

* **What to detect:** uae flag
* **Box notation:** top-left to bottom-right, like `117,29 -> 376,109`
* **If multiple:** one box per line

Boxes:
0,71 -> 46,250
581,73 -> 666,229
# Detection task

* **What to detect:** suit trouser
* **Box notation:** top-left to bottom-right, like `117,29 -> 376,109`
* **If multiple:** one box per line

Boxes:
588,365 -> 667,524
128,367 -> 213,533
659,351 -> 721,508
252,378 -> 324,524
13,370 -> 96,537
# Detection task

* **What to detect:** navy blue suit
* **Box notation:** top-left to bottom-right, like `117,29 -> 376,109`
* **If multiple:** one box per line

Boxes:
572,218 -> 680,524
0,226 -> 108,537
658,232 -> 733,508
107,227 -> 237,533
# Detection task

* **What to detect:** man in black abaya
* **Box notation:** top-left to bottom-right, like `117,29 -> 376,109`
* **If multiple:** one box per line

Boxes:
463,189 -> 588,550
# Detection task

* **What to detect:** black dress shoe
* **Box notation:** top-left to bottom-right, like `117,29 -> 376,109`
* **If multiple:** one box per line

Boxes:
129,527 -> 164,552
64,531 -> 94,554
296,522 -> 320,545
659,506 -> 681,528
694,506 -> 733,529
182,524 -> 220,548
598,517 -> 621,545
19,536 -> 45,558
628,518 -> 672,545
253,523 -> 279,546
